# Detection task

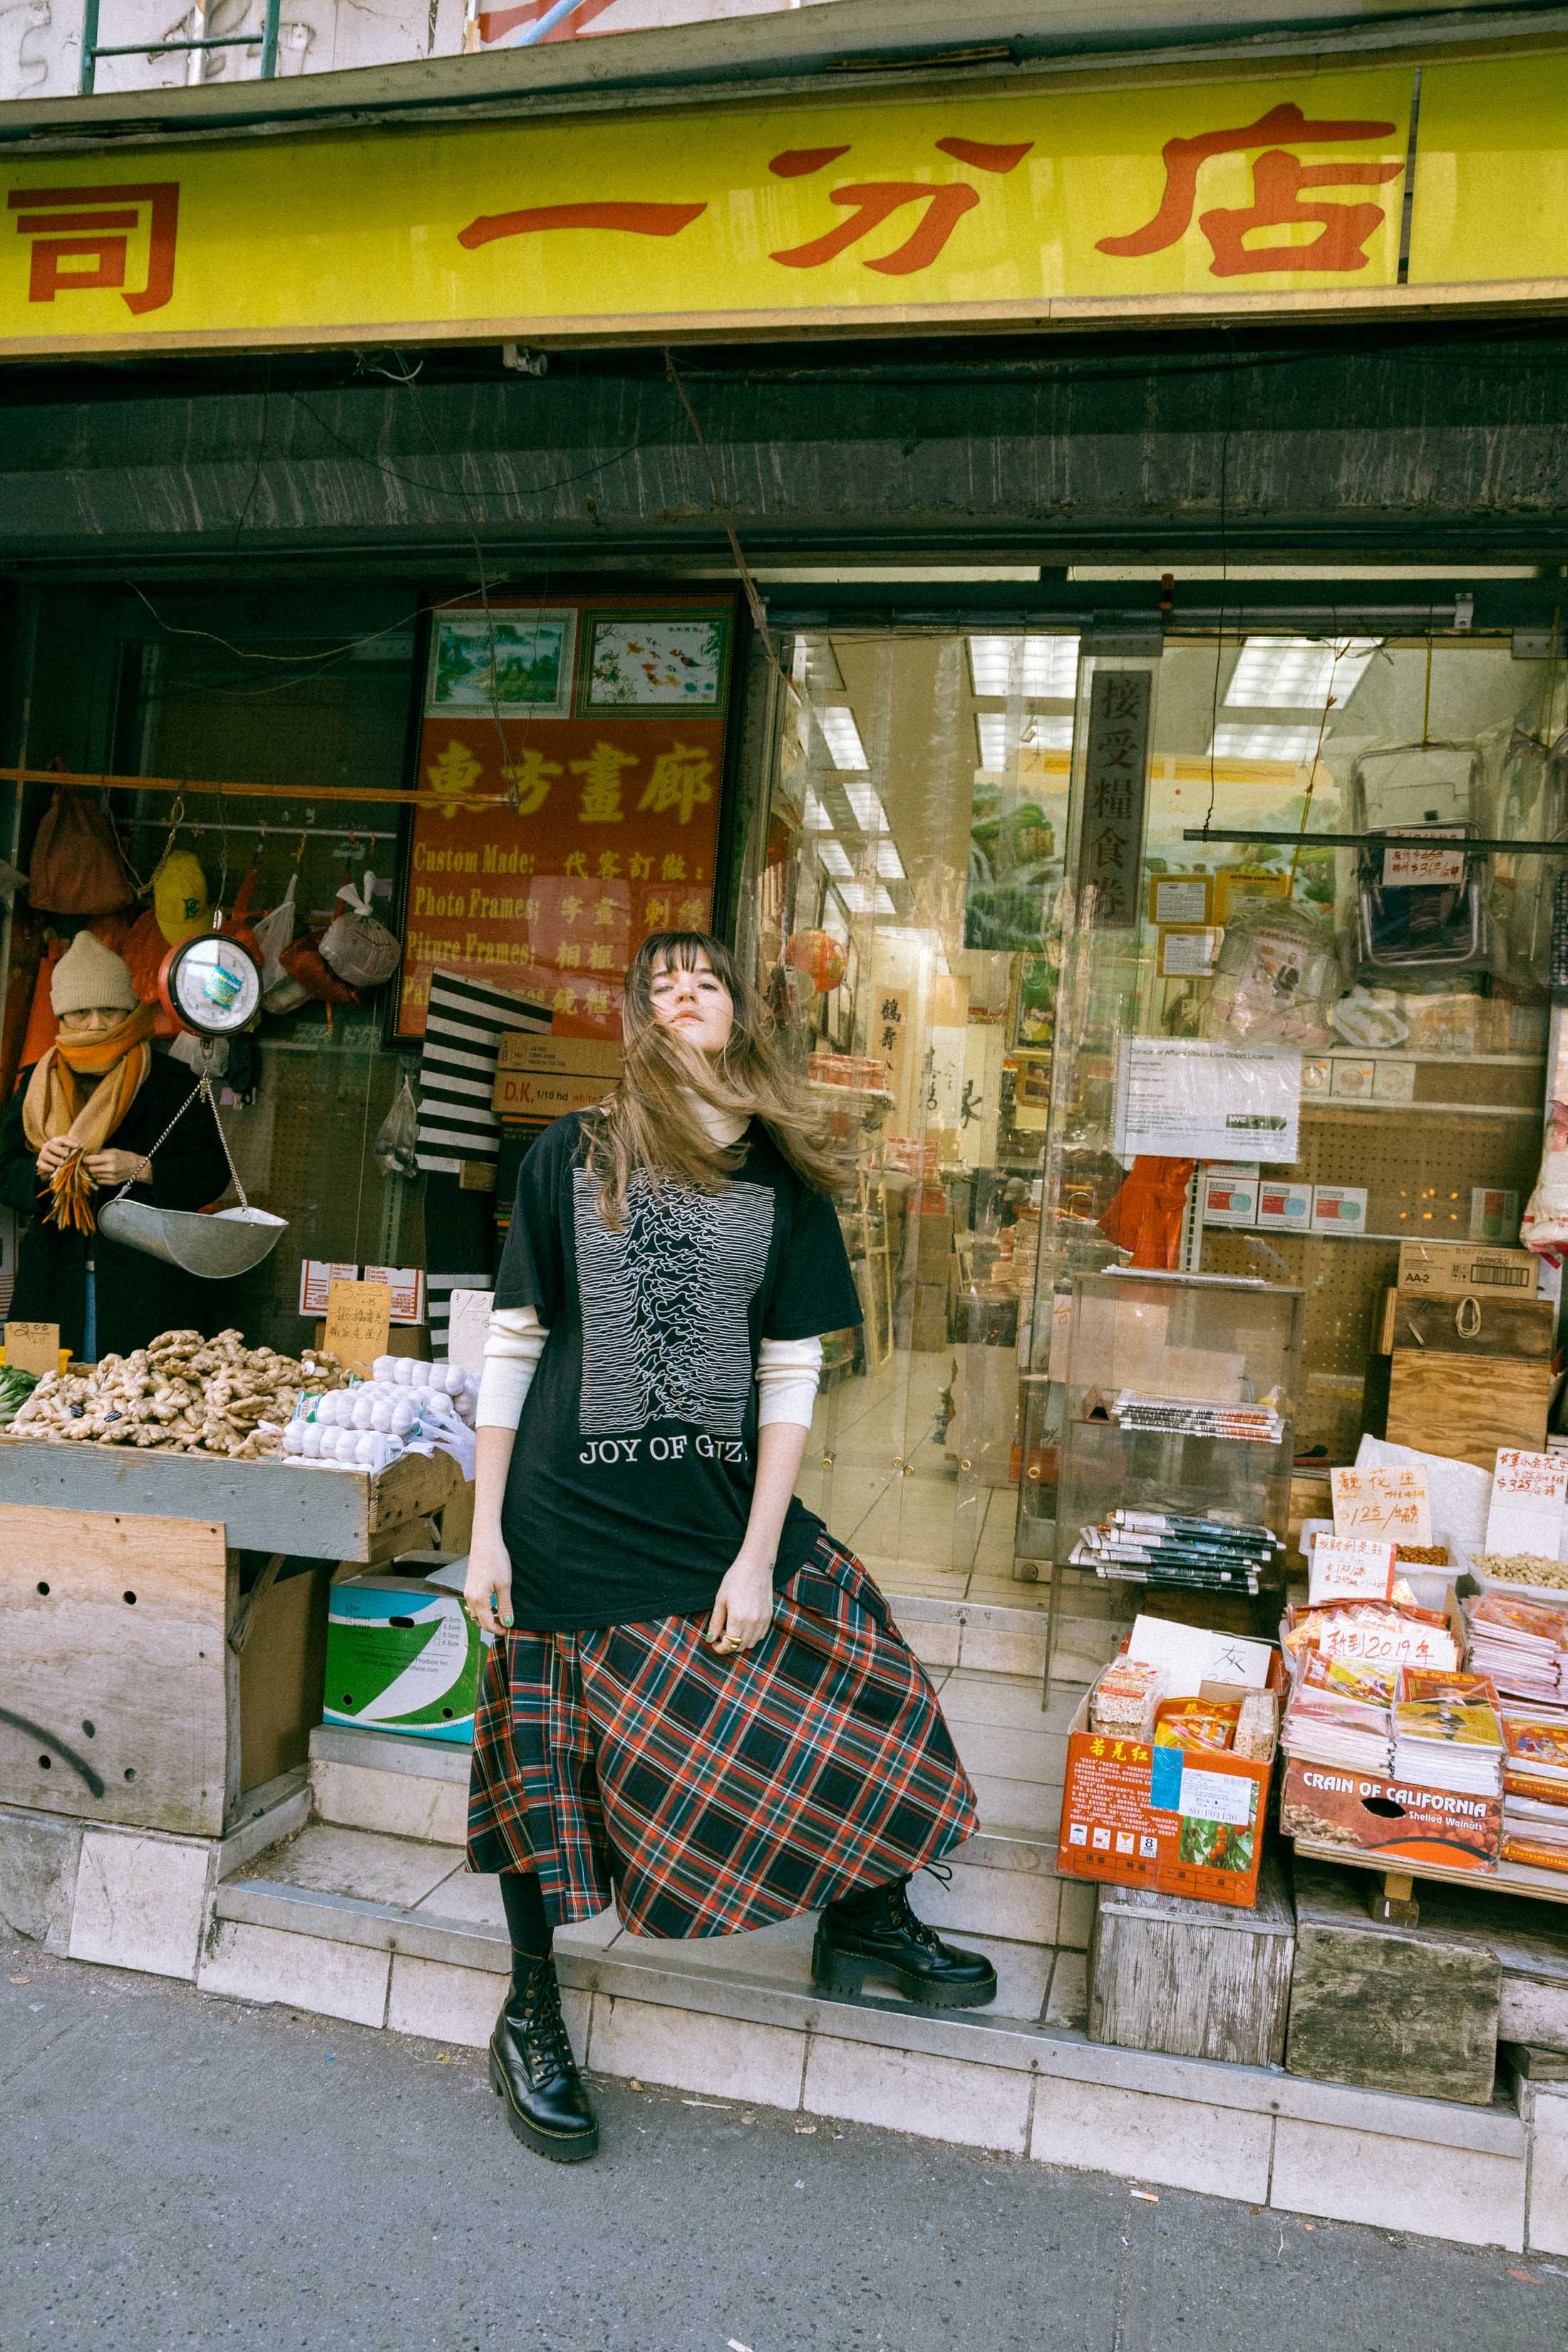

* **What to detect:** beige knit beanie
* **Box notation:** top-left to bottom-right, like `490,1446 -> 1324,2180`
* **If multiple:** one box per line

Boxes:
51,931 -> 138,1017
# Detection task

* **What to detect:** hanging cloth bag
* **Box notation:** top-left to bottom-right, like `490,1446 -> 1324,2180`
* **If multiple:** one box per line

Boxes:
28,786 -> 135,916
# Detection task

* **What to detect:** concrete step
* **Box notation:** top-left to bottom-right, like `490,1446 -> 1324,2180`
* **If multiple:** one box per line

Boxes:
198,1815 -> 1554,2252
307,1657 -> 1092,1949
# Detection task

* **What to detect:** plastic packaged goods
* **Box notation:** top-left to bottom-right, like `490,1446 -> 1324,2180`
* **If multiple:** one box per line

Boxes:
1201,896 -> 1340,1046
319,871 -> 402,990
1152,1698 -> 1239,1751
1232,1691 -> 1279,1761
1088,1657 -> 1166,1741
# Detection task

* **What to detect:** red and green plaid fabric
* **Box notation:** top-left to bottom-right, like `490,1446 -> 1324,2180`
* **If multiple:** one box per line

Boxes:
467,1533 -> 978,1939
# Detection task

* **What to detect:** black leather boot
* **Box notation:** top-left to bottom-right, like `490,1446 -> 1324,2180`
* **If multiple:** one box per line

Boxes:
488,1953 -> 600,2163
812,1876 -> 999,2010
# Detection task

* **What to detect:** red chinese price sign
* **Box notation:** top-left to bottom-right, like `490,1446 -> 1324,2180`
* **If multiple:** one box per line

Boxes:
1485,1448 -> 1568,1559
395,599 -> 735,1040
1331,1463 -> 1433,1549
1309,1533 -> 1398,1606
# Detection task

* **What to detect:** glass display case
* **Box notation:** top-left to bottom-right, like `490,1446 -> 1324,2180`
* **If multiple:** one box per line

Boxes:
1051,1269 -> 1305,1679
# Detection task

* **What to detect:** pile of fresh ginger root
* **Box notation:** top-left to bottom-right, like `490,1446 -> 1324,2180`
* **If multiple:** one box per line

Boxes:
11,1327 -> 350,1460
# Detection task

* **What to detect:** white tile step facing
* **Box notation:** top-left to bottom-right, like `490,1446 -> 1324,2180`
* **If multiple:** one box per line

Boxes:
199,1849 -> 1554,2252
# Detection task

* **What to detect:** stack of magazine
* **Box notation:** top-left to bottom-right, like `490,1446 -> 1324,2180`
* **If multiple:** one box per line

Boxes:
1500,1714 -> 1568,1872
1069,1508 -> 1281,1594
1391,1670 -> 1504,1797
1465,1592 -> 1568,1707
1281,1654 -> 1395,1776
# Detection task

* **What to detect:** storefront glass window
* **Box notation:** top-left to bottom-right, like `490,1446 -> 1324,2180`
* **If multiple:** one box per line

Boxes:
748,626 -> 1564,1609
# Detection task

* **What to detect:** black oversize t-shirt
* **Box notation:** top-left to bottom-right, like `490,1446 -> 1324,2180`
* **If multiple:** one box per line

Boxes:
495,1113 -> 864,1632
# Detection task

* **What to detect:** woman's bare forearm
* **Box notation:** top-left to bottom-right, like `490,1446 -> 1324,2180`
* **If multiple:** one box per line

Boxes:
736,1419 -> 810,1569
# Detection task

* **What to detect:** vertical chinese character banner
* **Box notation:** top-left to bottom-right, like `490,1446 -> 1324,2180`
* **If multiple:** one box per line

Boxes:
396,599 -> 736,1039
1075,671 -> 1153,930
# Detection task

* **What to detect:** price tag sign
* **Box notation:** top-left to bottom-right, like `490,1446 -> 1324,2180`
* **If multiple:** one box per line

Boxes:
1331,1464 -> 1433,1549
1309,1532 -> 1398,1605
1485,1448 -> 1568,1559
1382,827 -> 1465,888
3,1320 -> 59,1377
324,1279 -> 392,1375
446,1288 -> 495,1378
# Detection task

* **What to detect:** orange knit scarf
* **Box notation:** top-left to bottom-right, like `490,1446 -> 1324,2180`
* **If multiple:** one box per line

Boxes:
21,1005 -> 157,1233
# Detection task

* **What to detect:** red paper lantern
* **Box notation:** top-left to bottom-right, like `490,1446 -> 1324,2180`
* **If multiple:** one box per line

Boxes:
783,929 -> 847,995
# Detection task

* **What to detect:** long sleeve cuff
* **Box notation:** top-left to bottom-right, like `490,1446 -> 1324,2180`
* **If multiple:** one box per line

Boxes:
756,1334 -> 823,1428
475,1304 -> 547,1430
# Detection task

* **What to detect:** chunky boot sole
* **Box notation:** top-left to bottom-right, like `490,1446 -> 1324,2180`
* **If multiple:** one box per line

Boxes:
810,1929 -> 998,2011
488,2051 -> 601,2163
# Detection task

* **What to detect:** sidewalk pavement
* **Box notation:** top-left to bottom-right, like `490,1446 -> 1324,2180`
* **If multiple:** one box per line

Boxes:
4,1938 -> 1567,2352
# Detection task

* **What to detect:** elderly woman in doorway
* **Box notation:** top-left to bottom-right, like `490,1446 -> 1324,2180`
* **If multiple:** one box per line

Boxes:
463,930 -> 995,2165
0,931 -> 230,1359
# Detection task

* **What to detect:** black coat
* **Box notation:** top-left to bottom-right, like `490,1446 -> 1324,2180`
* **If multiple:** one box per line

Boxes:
0,1053 -> 237,1360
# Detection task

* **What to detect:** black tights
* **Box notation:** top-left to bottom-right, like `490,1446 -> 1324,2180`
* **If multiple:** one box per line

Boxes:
500,1871 -> 552,1981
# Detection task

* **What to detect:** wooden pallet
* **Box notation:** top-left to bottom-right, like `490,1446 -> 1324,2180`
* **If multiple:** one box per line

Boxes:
1291,1835 -> 1568,1928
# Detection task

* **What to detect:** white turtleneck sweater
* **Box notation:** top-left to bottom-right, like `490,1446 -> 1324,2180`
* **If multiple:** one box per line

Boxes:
475,1102 -> 824,1433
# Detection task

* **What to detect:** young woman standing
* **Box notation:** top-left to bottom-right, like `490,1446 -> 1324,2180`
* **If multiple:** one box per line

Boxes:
463,932 -> 994,2164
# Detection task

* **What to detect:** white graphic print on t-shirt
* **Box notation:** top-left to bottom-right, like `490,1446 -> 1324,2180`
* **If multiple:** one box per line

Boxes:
572,1167 -> 775,1438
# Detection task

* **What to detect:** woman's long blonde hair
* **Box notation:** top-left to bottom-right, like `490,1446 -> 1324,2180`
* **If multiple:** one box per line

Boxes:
579,932 -> 842,1227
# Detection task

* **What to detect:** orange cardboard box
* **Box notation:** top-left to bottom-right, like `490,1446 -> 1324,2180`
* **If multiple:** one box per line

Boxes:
1278,1758 -> 1500,1872
1055,1667 -> 1283,1911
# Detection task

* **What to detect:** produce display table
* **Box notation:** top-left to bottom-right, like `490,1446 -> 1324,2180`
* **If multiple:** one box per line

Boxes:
0,1437 -> 468,1841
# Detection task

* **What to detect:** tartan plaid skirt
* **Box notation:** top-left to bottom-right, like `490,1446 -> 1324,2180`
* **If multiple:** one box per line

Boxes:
466,1532 -> 978,1939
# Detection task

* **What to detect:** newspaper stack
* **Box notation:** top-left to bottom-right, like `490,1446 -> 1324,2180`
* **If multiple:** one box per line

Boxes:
1110,1391 -> 1285,1444
1069,1509 -> 1279,1594
1500,1713 -> 1568,1873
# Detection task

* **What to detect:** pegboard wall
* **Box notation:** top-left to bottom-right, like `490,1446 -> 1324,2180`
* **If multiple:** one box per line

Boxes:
1203,1102 -> 1547,1458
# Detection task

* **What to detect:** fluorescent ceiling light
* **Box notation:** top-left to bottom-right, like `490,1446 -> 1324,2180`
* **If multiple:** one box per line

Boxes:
975,712 -> 1075,765
875,839 -> 905,880
967,635 -> 1080,698
1209,721 -> 1325,762
1224,636 -> 1380,709
837,881 -> 897,917
818,840 -> 853,877
803,789 -> 832,832
1069,564 -> 1542,581
817,707 -> 869,770
842,781 -> 887,831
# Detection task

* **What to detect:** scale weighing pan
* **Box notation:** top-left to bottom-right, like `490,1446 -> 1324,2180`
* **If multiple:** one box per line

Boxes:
98,1199 -> 288,1278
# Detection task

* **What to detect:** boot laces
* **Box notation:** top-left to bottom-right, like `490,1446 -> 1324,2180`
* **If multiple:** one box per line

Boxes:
514,1964 -> 576,2087
889,1881 -> 942,1952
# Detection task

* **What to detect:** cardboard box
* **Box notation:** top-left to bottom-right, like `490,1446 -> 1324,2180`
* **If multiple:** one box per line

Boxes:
1279,1757 -> 1501,1872
322,1575 -> 482,1743
1256,1180 -> 1312,1234
910,1209 -> 954,1277
495,1034 -> 625,1080
1310,1184 -> 1368,1238
910,1281 -> 949,1352
1396,1241 -> 1538,1297
1056,1674 -> 1281,1911
1202,1173 -> 1259,1227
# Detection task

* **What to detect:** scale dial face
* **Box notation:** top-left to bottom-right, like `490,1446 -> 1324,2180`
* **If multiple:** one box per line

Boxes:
160,934 -> 264,1036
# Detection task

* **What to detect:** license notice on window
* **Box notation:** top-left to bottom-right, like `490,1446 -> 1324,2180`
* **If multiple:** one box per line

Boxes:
1114,1038 -> 1302,1165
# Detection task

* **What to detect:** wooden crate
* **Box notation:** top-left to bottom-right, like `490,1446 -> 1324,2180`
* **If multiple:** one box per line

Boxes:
1385,1347 -> 1550,1466
1088,1844 -> 1295,2068
0,1442 -> 469,1837
1286,1860 -> 1500,2105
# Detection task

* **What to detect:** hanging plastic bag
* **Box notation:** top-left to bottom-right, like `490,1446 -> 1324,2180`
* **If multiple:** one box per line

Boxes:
1202,894 -> 1340,1047
374,1075 -> 420,1180
249,873 -> 312,1013
320,870 -> 402,990
27,786 -> 134,914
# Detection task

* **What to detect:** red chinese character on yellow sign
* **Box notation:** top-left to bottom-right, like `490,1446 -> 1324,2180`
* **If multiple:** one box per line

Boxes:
1097,103 -> 1401,277
768,137 -> 1031,275
9,181 -> 179,314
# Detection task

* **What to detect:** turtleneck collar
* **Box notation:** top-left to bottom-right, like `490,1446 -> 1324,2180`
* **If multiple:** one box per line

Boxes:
682,1087 -> 748,1147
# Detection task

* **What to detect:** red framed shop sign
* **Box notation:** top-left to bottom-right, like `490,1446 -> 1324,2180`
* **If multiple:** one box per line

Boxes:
395,597 -> 735,1041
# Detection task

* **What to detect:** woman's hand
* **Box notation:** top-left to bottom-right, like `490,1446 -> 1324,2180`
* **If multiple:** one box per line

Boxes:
706,1551 -> 774,1656
463,1530 -> 515,1639
84,1148 -> 150,1187
36,1137 -> 76,1178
